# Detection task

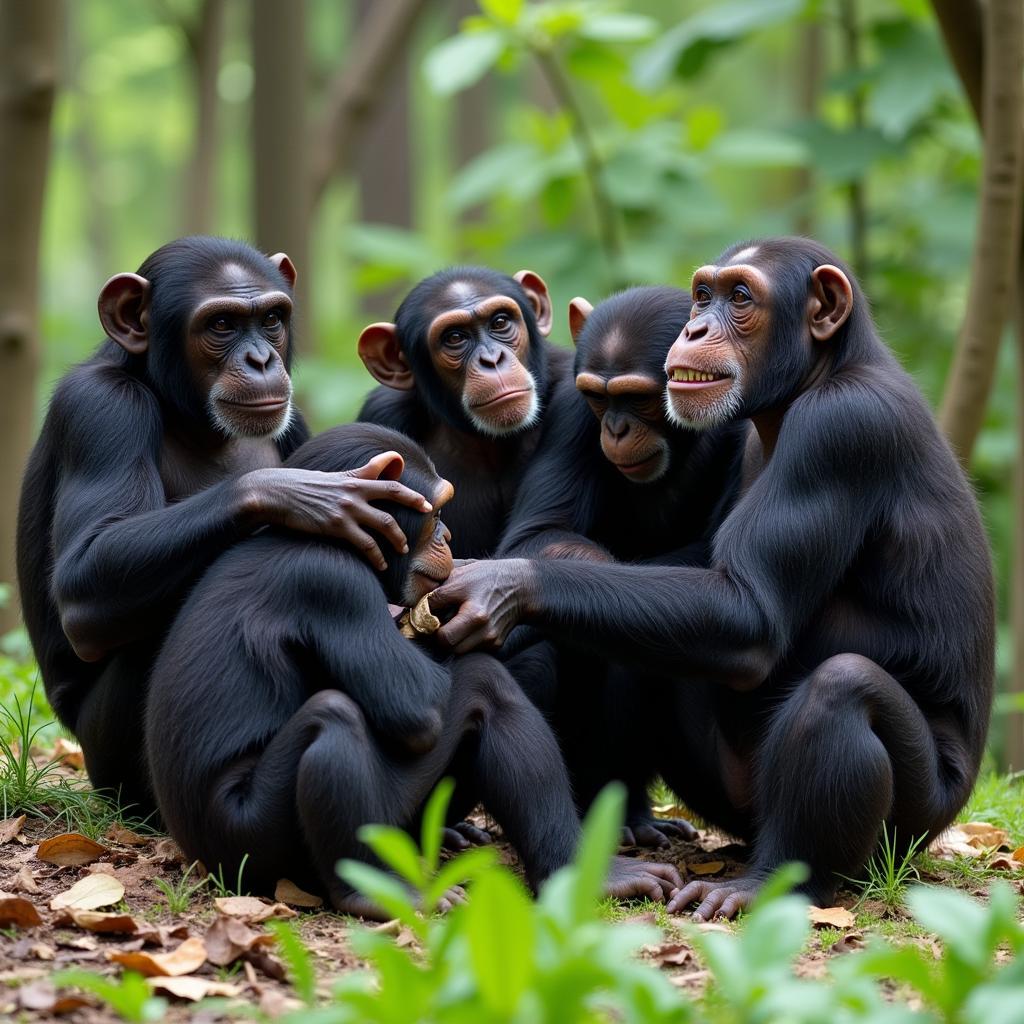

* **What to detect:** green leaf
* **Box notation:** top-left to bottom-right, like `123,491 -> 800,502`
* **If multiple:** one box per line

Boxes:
421,777 -> 454,875
465,869 -> 536,1013
359,824 -> 425,889
708,129 -> 810,168
424,845 -> 498,913
578,14 -> 657,43
788,121 -> 896,182
52,970 -> 167,1023
633,0 -> 807,90
570,782 -> 625,925
267,920 -> 317,1006
480,0 -> 523,26
336,860 -> 419,928
423,30 -> 505,97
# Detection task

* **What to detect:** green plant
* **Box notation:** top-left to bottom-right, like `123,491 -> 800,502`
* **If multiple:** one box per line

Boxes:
842,825 -> 929,912
152,860 -> 208,913
51,970 -> 167,1023
207,853 -> 251,898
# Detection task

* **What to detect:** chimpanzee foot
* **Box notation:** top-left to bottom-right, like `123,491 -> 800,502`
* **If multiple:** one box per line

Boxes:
442,820 -> 494,850
622,814 -> 698,848
332,880 -> 467,921
604,855 -> 684,902
666,873 -> 762,921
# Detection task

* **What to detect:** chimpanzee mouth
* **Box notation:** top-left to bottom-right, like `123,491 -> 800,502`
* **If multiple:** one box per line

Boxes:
667,367 -> 732,389
218,396 -> 291,410
611,448 -> 669,483
471,388 -> 533,410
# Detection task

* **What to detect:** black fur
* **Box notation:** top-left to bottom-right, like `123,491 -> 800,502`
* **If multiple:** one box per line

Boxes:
509,239 -> 995,901
16,237 -> 308,814
358,266 -> 572,558
145,424 -> 580,907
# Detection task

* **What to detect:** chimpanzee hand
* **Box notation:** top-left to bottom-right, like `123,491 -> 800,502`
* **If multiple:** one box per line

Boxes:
429,559 -> 535,654
665,873 -> 763,921
604,856 -> 685,902
622,814 -> 699,848
241,451 -> 432,571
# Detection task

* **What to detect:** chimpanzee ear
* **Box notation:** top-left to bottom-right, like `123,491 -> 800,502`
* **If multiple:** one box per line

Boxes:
357,323 -> 415,390
98,274 -> 151,356
269,253 -> 298,289
568,296 -> 594,346
514,269 -> 553,337
808,264 -> 853,341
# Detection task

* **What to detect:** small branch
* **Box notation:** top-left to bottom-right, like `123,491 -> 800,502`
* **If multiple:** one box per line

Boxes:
308,0 -> 430,209
533,47 -> 626,289
930,0 -> 984,125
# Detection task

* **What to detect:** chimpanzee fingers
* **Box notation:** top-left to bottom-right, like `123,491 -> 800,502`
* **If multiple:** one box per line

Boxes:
659,818 -> 699,841
665,880 -> 710,915
627,824 -> 670,849
337,524 -> 388,571
453,821 -> 493,845
346,502 -> 409,555
642,861 -> 685,892
347,476 -> 432,514
716,892 -> 750,920
441,827 -> 470,851
694,888 -> 730,923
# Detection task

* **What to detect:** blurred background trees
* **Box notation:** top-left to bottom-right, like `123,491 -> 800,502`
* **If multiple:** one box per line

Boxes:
2,0 -> 1022,764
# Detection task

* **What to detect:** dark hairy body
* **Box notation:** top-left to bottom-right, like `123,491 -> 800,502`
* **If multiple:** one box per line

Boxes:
146,424 -> 683,917
17,237 -> 430,813
432,239 -> 995,914
357,266 -> 572,558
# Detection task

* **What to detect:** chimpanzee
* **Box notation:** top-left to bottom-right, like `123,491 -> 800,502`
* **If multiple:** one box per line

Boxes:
495,287 -> 742,848
145,423 -> 684,918
357,266 -> 572,558
429,238 -> 995,916
17,237 -> 432,814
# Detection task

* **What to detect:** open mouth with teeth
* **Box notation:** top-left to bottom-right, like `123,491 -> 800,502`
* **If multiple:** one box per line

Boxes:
667,367 -> 732,389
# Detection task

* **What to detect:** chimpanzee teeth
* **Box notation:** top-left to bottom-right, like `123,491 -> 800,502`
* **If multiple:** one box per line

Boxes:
671,368 -> 723,382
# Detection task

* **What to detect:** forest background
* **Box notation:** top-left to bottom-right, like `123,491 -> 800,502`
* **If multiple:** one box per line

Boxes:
2,0 -> 1021,769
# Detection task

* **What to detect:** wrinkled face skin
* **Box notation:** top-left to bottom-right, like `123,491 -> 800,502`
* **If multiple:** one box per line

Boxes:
428,281 -> 538,437
576,366 -> 671,484
189,263 -> 295,439
403,479 -> 455,605
664,254 -> 771,430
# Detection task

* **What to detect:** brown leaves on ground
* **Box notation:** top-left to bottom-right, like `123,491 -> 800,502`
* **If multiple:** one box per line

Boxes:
808,905 -> 856,929
930,821 -> 1024,873
0,815 -> 27,844
36,833 -> 108,867
49,873 -> 125,911
108,935 -> 209,976
214,895 -> 297,922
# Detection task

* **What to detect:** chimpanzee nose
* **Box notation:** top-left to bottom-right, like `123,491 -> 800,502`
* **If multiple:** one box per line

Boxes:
683,319 -> 709,343
605,416 -> 629,441
479,346 -> 506,369
246,345 -> 272,371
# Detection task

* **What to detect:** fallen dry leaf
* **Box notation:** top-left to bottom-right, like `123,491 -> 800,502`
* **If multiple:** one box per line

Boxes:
151,838 -> 185,864
12,866 -> 40,894
106,823 -> 149,846
929,826 -> 986,860
809,906 -> 856,929
108,936 -> 208,977
988,855 -> 1022,873
650,942 -> 694,968
60,910 -> 140,933
687,861 -> 725,876
830,931 -> 864,954
148,976 -> 242,1001
17,979 -> 92,1014
0,892 -> 43,927
959,822 -> 1010,849
275,878 -> 323,908
1012,846 -> 1024,864
215,895 -> 297,922
205,915 -> 275,966
36,833 -> 108,867
0,814 -> 27,844
52,737 -> 85,770
50,872 -> 125,911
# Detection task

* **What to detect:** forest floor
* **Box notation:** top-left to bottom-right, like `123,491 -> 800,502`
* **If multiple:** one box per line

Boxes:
1,742 -> 1022,1022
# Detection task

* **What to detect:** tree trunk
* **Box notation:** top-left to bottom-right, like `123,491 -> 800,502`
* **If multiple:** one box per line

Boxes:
792,20 -> 823,237
930,0 -> 984,125
251,0 -> 309,312
309,0 -> 430,211
938,0 -> 1024,464
182,0 -> 227,234
0,0 -> 60,633
1013,269 -> 1024,770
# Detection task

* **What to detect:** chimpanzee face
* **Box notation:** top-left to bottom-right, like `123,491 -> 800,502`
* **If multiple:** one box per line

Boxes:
403,478 -> 455,606
187,262 -> 295,440
357,267 -> 553,438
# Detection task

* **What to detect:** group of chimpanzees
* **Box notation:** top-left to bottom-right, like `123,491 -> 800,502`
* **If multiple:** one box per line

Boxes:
17,234 -> 994,921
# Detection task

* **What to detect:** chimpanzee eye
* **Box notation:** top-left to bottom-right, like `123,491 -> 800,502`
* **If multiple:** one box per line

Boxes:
694,286 -> 712,304
209,316 -> 233,334
731,286 -> 752,304
263,310 -> 282,329
491,314 -> 511,331
442,330 -> 466,347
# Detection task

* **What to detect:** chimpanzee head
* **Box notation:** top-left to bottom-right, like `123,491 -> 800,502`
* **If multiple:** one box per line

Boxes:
357,266 -> 553,437
284,424 -> 454,606
98,236 -> 298,441
665,237 -> 860,430
569,286 -> 694,484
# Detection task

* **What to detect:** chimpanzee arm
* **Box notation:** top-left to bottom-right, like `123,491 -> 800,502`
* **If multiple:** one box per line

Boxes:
497,389 -> 607,560
434,386 -> 894,678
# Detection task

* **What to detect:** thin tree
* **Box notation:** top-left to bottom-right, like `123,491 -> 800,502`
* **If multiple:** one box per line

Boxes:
0,0 -> 61,632
931,0 -> 1024,768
